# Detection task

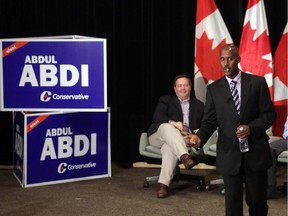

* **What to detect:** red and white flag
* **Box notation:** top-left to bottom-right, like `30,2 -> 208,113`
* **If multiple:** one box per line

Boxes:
194,0 -> 233,102
239,0 -> 273,94
273,23 -> 288,136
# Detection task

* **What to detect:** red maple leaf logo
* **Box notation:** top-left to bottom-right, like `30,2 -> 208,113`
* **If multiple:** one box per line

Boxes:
239,22 -> 272,77
195,32 -> 227,84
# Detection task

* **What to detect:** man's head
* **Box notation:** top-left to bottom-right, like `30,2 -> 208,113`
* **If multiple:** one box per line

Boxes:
173,74 -> 192,100
220,44 -> 240,79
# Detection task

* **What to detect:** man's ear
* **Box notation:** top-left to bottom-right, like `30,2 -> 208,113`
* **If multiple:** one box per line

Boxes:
238,56 -> 241,63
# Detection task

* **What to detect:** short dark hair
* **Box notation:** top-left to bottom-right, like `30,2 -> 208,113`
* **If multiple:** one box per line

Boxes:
173,74 -> 192,87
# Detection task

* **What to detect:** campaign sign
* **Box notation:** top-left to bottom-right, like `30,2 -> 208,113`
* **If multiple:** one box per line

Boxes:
13,112 -> 25,186
13,111 -> 111,187
0,38 -> 107,111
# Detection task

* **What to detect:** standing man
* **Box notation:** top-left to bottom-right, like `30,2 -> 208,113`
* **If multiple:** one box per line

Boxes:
147,74 -> 204,198
189,44 -> 276,216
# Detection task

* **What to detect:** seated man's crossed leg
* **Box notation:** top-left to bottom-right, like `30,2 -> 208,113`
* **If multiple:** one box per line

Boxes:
149,123 -> 197,198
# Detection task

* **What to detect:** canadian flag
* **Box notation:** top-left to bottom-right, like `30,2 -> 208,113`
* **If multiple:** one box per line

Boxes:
194,0 -> 233,102
239,0 -> 273,94
273,23 -> 288,136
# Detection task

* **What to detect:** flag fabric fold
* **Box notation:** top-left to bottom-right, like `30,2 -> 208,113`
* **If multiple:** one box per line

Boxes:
194,0 -> 233,102
273,23 -> 288,136
239,0 -> 287,136
239,0 -> 273,92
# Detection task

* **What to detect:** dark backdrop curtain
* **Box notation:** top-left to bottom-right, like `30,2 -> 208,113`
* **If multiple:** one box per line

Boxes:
0,0 -> 286,166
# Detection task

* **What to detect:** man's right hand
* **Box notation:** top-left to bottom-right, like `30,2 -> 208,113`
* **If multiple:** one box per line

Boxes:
188,134 -> 201,149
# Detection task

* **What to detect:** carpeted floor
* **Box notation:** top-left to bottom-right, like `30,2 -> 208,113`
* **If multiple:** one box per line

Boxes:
0,163 -> 287,216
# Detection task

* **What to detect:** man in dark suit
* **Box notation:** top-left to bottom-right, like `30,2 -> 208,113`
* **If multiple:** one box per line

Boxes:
147,74 -> 204,198
189,44 -> 276,216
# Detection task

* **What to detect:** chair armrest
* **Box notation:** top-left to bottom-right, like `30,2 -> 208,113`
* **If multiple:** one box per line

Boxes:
202,130 -> 218,156
277,151 -> 288,163
139,132 -> 148,155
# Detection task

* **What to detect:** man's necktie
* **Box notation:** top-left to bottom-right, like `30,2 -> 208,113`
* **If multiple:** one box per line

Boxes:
230,81 -> 240,115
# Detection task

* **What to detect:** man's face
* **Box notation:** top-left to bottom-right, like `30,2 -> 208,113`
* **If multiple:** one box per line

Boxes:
174,77 -> 191,100
220,48 -> 239,79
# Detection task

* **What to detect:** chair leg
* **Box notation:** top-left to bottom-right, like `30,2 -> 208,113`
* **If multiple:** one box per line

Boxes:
196,179 -> 206,191
205,178 -> 225,195
174,165 -> 206,191
143,165 -> 207,190
143,176 -> 159,188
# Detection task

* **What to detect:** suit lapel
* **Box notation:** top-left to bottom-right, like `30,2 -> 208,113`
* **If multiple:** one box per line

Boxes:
172,95 -> 183,120
221,77 -> 240,117
240,72 -> 250,117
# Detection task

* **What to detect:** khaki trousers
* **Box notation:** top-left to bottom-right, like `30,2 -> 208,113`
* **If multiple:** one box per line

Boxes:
148,123 -> 189,186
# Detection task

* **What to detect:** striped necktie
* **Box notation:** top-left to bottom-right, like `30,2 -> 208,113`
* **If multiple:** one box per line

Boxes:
230,81 -> 240,115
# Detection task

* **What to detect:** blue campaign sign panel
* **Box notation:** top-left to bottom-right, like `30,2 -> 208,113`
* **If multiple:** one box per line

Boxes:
24,111 -> 110,187
13,112 -> 25,186
0,38 -> 107,111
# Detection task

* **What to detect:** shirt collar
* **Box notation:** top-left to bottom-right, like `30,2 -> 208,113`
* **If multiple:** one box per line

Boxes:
178,97 -> 190,103
226,70 -> 241,84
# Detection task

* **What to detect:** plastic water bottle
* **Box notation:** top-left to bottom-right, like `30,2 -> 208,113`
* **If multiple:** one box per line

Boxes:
239,138 -> 249,152
238,127 -> 249,152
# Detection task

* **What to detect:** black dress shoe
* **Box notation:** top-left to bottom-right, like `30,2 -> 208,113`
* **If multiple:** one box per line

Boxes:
157,183 -> 169,198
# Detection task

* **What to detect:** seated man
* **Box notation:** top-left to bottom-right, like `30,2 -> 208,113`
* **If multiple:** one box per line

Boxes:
147,74 -> 204,198
267,116 -> 288,199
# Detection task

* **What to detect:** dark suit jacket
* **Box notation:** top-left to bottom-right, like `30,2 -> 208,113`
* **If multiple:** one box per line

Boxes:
197,72 -> 277,175
147,95 -> 204,137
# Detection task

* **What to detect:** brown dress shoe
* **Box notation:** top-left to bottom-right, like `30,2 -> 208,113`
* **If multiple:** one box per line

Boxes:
157,183 -> 169,198
180,154 -> 197,170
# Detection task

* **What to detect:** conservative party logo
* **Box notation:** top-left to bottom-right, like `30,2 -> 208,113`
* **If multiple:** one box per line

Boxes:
57,161 -> 97,174
40,90 -> 89,102
57,162 -> 67,174
40,91 -> 52,102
